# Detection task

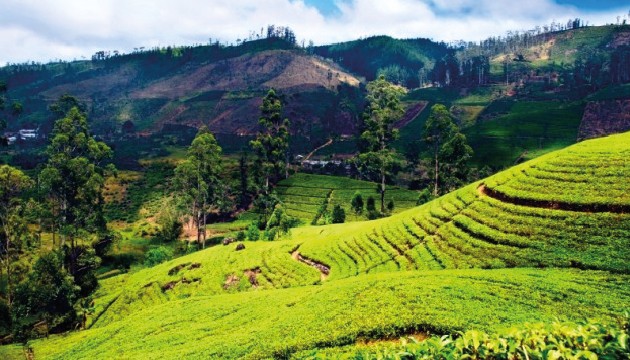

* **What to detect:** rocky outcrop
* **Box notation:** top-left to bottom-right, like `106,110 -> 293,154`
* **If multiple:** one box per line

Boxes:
577,100 -> 630,140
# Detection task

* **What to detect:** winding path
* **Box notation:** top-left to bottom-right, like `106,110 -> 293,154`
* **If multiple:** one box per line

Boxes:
304,138 -> 333,161
292,248 -> 330,281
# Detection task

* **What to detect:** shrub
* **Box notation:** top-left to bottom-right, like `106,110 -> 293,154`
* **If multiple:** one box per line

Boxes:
331,205 -> 346,223
387,200 -> 395,212
246,222 -> 260,241
367,210 -> 381,220
236,231 -> 246,241
417,188 -> 434,205
144,246 -> 173,267
328,319 -> 630,360
351,191 -> 364,214
366,196 -> 376,212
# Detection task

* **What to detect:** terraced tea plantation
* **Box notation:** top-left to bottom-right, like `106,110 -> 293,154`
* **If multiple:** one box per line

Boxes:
275,173 -> 420,223
2,132 -> 629,359
299,132 -> 630,279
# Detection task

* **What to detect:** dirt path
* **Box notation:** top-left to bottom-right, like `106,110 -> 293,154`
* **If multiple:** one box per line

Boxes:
304,138 -> 333,161
292,249 -> 330,281
478,184 -> 630,213
394,101 -> 428,129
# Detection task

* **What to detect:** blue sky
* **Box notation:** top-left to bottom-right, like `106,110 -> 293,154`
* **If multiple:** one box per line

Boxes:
0,0 -> 628,65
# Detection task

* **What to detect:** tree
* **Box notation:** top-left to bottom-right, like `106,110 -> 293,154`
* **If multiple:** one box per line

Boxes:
0,166 -> 33,315
250,89 -> 290,193
174,127 -> 224,248
357,75 -> 405,213
423,104 -> 473,196
351,191 -> 364,214
155,199 -> 182,243
39,104 -> 113,279
12,251 -> 79,337
331,205 -> 346,224
237,151 -> 250,208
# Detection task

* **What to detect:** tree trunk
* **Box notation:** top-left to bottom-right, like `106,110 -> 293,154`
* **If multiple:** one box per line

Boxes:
196,209 -> 201,246
380,171 -> 386,214
434,153 -> 439,197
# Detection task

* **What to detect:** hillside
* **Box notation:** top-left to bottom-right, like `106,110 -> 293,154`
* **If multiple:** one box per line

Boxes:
1,38 -> 362,147
6,131 -> 628,359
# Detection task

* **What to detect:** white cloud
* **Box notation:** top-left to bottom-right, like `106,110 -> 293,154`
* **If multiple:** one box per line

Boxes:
0,0 -> 626,65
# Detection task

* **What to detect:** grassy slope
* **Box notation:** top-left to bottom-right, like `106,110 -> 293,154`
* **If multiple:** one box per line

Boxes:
3,132 -> 627,359
300,132 -> 630,280
464,100 -> 585,166
23,269 -> 630,360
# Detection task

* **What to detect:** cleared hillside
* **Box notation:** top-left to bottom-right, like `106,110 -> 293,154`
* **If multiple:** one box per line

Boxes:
2,39 -> 362,143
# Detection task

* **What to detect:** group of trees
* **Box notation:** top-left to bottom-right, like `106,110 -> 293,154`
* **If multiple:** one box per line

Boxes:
357,75 -> 473,214
1,96 -> 115,340
171,88 -> 295,245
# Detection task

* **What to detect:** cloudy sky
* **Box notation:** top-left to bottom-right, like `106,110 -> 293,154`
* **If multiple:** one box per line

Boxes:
0,0 -> 628,65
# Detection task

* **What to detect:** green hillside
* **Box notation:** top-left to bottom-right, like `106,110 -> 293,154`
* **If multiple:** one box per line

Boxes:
275,173 -> 420,223
3,131 -> 627,359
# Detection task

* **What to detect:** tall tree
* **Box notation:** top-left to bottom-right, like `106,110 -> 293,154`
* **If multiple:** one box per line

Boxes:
0,165 -> 32,315
423,104 -> 472,196
250,89 -> 290,193
174,127 -> 224,248
39,104 -> 113,276
357,75 -> 405,213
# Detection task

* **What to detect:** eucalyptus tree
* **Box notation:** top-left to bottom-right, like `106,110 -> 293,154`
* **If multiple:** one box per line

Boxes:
174,126 -> 224,248
357,75 -> 405,213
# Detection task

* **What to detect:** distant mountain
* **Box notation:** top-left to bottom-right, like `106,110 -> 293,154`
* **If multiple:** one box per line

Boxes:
0,38 -> 363,148
1,25 -> 629,164
315,35 -> 452,88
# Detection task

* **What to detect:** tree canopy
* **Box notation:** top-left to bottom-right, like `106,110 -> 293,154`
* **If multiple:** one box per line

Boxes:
357,75 -> 405,213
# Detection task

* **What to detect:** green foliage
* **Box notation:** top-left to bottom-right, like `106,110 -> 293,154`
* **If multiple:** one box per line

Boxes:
416,188 -> 434,205
331,205 -> 346,224
12,251 -> 79,338
246,222 -> 260,241
386,200 -> 394,212
0,165 -> 33,309
464,101 -> 584,167
272,174 -> 419,223
173,127 -> 224,247
63,245 -> 101,297
155,201 -> 183,243
265,204 -> 300,240
357,75 -> 406,213
40,104 -> 113,239
250,89 -> 290,189
144,246 -> 173,267
424,104 -> 472,196
304,319 -> 630,359
351,191 -> 364,214
366,196 -> 376,212
20,269 -> 630,359
315,35 -> 450,87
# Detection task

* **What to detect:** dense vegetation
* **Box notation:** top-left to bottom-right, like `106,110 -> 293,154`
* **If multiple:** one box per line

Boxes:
0,23 -> 629,359
0,131 -> 625,358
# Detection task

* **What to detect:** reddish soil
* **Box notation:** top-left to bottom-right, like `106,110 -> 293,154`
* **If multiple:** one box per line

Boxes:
292,249 -> 330,281
394,101 -> 428,129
